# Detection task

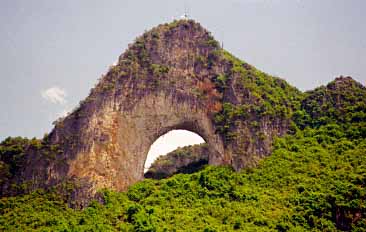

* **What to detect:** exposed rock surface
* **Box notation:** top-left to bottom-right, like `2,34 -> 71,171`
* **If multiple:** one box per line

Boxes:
1,19 -> 309,205
144,143 -> 209,179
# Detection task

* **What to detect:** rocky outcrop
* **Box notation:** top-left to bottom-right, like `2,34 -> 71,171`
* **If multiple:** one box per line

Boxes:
1,19 -> 304,205
144,143 -> 209,179
295,76 -> 366,129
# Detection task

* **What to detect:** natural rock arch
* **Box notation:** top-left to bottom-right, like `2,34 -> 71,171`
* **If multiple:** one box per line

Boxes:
61,91 -> 227,192
17,20 -> 300,204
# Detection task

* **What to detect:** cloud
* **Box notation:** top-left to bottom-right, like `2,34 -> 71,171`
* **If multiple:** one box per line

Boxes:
41,87 -> 67,105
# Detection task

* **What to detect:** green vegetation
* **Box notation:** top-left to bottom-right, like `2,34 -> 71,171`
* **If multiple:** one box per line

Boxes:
204,38 -> 220,49
213,50 -> 302,142
0,137 -> 33,177
221,50 -> 302,118
1,20 -> 365,231
294,76 -> 366,130
1,119 -> 365,231
0,136 -> 63,195
214,102 -> 249,141
145,144 -> 209,179
150,64 -> 169,76
1,73 -> 365,232
0,137 -> 43,191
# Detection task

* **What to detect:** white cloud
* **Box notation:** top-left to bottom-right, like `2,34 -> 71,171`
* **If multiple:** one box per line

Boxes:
41,87 -> 67,105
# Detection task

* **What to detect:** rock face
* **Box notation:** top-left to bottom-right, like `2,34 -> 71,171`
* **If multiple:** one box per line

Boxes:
4,20 -> 303,205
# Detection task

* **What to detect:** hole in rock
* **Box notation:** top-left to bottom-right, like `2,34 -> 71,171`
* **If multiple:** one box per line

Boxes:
144,130 -> 208,179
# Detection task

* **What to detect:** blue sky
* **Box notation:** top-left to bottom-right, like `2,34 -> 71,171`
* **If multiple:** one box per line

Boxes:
1,0 -> 365,160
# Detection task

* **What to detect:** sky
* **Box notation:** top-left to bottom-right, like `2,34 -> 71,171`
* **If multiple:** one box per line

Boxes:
144,130 -> 205,170
1,0 -> 365,164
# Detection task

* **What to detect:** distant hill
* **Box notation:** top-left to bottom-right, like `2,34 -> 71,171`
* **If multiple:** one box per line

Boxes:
144,143 -> 209,179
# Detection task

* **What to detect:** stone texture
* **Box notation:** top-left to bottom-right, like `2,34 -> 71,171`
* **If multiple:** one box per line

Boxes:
4,20 -> 301,205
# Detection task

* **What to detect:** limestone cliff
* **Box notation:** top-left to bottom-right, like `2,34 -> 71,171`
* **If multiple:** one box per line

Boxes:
1,20 -> 303,205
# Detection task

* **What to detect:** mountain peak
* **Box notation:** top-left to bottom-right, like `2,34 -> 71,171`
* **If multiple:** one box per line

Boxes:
151,19 -> 208,36
0,19 -> 312,207
328,75 -> 364,90
118,19 -> 220,65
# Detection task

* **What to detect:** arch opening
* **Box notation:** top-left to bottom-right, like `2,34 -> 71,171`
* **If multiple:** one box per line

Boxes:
144,129 -> 207,179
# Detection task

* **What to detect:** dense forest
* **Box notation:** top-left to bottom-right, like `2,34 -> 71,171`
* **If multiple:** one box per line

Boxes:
0,76 -> 365,231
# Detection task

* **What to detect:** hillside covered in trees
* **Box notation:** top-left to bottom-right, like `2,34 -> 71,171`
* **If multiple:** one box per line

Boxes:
0,20 -> 365,231
1,76 -> 365,231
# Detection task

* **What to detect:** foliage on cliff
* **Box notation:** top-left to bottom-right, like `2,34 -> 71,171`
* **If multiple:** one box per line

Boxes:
294,76 -> 366,130
1,120 -> 365,231
2,74 -> 366,230
0,19 -> 365,231
0,135 -> 63,196
0,137 -> 41,195
212,48 -> 302,143
92,19 -> 302,145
